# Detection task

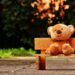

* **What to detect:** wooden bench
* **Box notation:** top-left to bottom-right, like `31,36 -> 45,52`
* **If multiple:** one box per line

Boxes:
34,38 -> 75,70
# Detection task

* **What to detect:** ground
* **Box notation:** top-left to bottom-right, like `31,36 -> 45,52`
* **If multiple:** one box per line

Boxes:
0,56 -> 75,75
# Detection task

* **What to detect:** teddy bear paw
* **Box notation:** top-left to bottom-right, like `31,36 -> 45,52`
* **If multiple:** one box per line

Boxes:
62,44 -> 74,56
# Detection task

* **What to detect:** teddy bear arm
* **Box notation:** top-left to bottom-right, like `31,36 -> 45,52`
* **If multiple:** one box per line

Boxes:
46,43 -> 61,55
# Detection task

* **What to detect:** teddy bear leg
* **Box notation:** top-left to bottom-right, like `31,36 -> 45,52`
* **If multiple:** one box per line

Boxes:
46,43 -> 60,55
62,43 -> 74,56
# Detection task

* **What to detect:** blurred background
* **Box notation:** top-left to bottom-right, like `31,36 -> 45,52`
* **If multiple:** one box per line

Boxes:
0,0 -> 75,56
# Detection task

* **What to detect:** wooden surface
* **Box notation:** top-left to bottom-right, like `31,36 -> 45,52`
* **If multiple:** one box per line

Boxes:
34,38 -> 75,50
34,38 -> 75,70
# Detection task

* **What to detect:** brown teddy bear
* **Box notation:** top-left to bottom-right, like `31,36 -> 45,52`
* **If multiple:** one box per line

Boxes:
46,24 -> 75,55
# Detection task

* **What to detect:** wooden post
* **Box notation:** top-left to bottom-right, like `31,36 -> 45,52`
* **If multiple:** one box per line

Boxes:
41,50 -> 45,54
36,54 -> 46,70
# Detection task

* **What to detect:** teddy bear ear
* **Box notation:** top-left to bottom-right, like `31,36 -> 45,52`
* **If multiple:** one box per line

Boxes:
47,26 -> 52,35
68,25 -> 75,33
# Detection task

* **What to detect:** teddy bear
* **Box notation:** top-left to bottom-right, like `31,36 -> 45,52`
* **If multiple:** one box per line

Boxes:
46,23 -> 75,55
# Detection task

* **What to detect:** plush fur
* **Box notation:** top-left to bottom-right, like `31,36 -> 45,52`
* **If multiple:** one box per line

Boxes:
46,24 -> 75,55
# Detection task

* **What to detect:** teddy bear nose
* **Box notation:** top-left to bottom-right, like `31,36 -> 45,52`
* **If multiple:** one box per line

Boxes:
57,30 -> 62,34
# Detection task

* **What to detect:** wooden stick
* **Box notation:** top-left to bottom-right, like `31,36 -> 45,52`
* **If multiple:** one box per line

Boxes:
36,54 -> 46,70
41,50 -> 45,54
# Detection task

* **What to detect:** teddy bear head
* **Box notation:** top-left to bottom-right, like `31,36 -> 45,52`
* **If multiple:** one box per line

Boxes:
47,24 -> 74,40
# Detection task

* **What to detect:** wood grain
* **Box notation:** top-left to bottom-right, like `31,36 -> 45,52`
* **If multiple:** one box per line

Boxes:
34,38 -> 75,50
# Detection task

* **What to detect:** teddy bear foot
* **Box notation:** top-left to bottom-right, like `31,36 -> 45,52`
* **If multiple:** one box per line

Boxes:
62,44 -> 74,56
46,43 -> 61,55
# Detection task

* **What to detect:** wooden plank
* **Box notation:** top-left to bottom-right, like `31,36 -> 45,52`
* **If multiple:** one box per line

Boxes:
34,38 -> 75,50
34,38 -> 53,50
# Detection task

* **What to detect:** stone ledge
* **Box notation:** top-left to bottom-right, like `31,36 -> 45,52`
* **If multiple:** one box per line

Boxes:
0,57 -> 36,65
0,56 -> 36,60
0,55 -> 75,69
